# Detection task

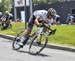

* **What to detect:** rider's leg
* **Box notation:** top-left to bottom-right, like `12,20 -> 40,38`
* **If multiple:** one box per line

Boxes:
19,28 -> 31,46
18,22 -> 34,47
36,34 -> 42,45
36,27 -> 45,45
18,15 -> 35,47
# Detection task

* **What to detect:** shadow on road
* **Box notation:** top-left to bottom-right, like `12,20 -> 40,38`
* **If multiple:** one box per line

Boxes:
17,50 -> 50,57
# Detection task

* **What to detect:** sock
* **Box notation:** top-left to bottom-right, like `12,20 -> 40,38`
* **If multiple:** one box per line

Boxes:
20,37 -> 26,43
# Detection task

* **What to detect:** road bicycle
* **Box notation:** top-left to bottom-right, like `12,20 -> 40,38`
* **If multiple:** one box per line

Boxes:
12,23 -> 56,55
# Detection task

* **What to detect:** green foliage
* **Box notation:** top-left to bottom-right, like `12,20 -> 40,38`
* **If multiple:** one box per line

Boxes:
33,0 -> 64,4
0,0 -> 12,12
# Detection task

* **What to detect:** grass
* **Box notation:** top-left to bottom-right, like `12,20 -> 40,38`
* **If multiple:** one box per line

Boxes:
0,22 -> 75,47
48,25 -> 75,46
0,22 -> 25,35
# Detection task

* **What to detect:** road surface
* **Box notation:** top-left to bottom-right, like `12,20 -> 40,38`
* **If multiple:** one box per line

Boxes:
0,37 -> 75,61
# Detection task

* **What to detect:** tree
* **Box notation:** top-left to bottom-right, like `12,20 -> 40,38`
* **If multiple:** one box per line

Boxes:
33,0 -> 64,4
0,0 -> 13,13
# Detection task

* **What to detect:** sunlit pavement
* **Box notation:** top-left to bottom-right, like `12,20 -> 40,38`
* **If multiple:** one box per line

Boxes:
0,37 -> 75,61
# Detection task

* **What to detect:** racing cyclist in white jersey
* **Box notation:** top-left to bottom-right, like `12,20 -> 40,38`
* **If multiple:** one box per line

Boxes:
53,14 -> 60,25
18,8 -> 57,48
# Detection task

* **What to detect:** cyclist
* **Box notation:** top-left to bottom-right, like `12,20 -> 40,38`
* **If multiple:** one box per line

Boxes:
17,8 -> 57,48
4,11 -> 13,21
53,14 -> 60,25
1,11 -> 13,30
66,14 -> 74,25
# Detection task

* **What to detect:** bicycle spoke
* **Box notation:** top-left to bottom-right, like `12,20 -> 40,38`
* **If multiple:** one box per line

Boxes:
12,30 -> 25,50
29,33 -> 48,54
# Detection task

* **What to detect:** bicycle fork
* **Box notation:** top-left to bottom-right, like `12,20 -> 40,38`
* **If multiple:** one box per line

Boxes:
35,27 -> 44,43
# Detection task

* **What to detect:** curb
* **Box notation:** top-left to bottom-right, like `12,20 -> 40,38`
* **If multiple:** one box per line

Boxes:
46,44 -> 75,52
0,34 -> 75,52
0,33 -> 14,40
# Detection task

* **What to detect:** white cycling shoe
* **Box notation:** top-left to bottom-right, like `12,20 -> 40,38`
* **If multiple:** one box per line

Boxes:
17,42 -> 24,48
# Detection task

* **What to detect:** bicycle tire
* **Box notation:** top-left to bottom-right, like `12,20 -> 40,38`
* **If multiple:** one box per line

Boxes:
29,32 -> 48,55
12,30 -> 24,50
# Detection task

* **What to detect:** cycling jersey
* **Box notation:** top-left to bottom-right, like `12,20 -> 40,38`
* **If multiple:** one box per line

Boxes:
33,10 -> 48,20
1,15 -> 7,21
67,15 -> 74,21
54,14 -> 60,21
28,10 -> 54,29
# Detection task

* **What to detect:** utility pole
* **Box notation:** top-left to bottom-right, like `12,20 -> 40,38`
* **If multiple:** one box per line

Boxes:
14,0 -> 17,21
24,0 -> 33,29
24,0 -> 30,29
29,0 -> 33,16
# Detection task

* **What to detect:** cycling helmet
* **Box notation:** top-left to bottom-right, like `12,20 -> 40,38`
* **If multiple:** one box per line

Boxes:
0,12 -> 2,16
5,11 -> 9,14
47,8 -> 56,16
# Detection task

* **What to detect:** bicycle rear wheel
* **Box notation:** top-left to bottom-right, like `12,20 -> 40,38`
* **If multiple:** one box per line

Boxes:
29,32 -> 48,55
12,30 -> 25,50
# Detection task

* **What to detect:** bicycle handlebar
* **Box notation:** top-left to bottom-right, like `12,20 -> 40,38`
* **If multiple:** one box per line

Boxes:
40,22 -> 50,30
43,24 -> 50,29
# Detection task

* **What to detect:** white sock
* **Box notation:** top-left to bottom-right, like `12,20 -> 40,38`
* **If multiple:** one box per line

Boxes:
20,37 -> 26,43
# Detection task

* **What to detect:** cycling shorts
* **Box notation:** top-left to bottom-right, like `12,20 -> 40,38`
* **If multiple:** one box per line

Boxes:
28,15 -> 36,30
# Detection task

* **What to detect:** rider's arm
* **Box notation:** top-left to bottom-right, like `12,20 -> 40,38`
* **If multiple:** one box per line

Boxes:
46,18 -> 54,31
34,16 -> 42,27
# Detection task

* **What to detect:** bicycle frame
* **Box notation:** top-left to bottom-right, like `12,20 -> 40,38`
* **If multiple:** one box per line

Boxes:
27,27 -> 48,44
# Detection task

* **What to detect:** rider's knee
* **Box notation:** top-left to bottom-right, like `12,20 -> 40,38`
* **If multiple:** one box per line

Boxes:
24,28 -> 31,34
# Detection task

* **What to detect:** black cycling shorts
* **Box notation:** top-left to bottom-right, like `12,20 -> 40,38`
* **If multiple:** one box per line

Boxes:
28,15 -> 36,29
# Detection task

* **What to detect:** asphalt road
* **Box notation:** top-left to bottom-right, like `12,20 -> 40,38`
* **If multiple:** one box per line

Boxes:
0,37 -> 75,61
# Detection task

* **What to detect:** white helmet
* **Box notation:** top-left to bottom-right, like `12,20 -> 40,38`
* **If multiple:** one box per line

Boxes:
0,12 -> 2,15
48,8 -> 56,16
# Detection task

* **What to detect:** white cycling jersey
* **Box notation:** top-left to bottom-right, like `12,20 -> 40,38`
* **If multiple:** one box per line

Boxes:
54,14 -> 60,20
33,10 -> 48,20
33,10 -> 54,25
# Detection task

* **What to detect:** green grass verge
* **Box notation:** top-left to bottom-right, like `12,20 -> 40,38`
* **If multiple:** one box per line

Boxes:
0,22 -> 75,46
48,25 -> 75,46
0,22 -> 25,35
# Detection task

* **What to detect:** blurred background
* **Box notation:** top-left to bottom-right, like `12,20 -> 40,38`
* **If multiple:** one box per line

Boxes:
0,0 -> 75,23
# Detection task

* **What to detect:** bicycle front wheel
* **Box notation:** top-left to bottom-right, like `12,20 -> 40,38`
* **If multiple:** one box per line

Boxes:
12,30 -> 24,50
29,32 -> 48,55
